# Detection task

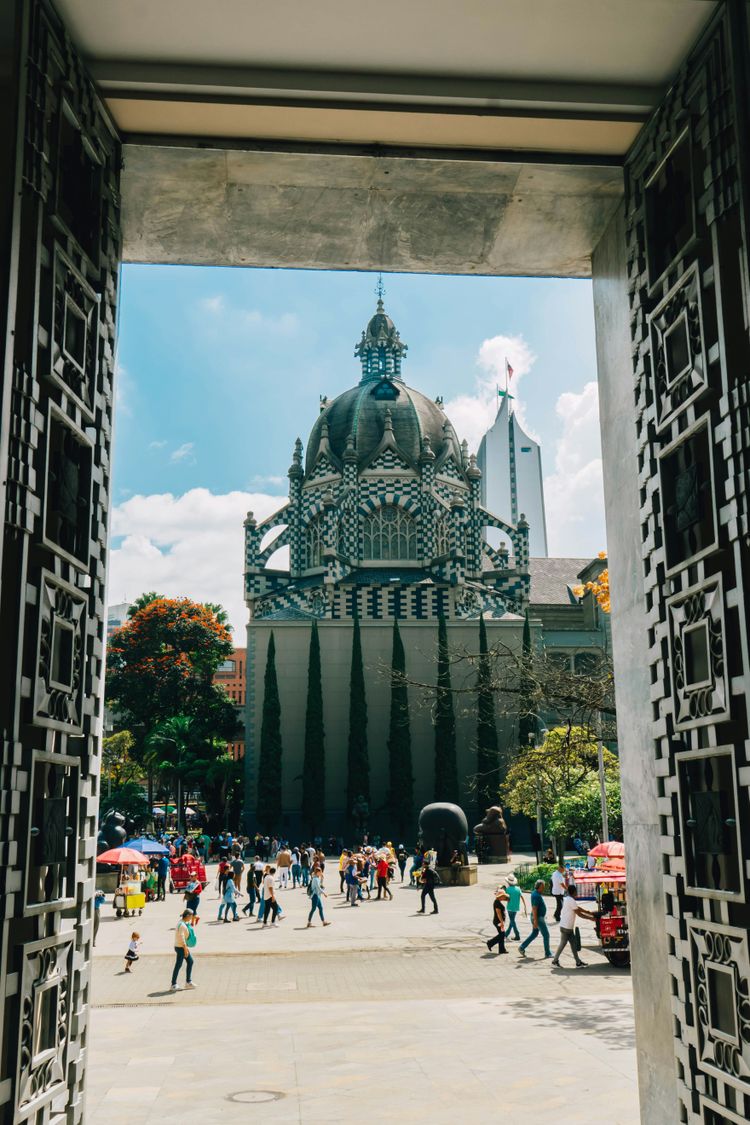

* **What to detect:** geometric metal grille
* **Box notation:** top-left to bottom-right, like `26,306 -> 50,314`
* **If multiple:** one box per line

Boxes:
625,7 -> 750,1122
0,1 -> 121,1119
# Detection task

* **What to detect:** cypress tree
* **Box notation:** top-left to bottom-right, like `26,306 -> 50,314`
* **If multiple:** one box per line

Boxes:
517,609 -> 537,751
433,615 -> 458,803
346,614 -> 369,818
386,617 -> 413,835
301,619 -> 325,835
257,632 -> 282,832
476,614 -> 499,819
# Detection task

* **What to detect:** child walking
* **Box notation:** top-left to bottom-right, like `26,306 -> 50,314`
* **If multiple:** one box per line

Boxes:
124,932 -> 140,973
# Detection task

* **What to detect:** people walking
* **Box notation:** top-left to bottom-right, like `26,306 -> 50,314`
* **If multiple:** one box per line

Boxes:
291,847 -> 302,888
376,853 -> 393,900
486,890 -> 507,954
300,846 -> 311,887
551,862 -> 567,922
551,886 -> 596,968
344,857 -> 360,906
262,866 -> 279,925
242,866 -> 258,916
396,844 -> 407,882
184,879 -> 202,924
417,861 -> 440,914
503,874 -> 526,940
156,853 -> 169,901
306,868 -> 331,927
218,875 -> 239,922
518,879 -> 552,958
124,931 -> 141,973
276,846 -> 292,888
170,909 -> 197,991
94,888 -> 106,947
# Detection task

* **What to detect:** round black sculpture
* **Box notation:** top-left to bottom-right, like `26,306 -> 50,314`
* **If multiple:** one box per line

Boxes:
418,802 -> 468,867
97,809 -> 127,854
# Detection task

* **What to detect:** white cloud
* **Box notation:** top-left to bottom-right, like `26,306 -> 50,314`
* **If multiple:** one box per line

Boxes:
149,439 -> 167,450
248,473 -> 287,488
444,333 -> 536,453
198,295 -> 298,336
108,488 -> 287,635
114,361 -> 134,418
543,380 -> 607,556
170,442 -> 195,464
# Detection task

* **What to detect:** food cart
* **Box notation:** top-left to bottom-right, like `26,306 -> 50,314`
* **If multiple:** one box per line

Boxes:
97,846 -> 149,918
113,878 -> 146,918
574,869 -> 629,967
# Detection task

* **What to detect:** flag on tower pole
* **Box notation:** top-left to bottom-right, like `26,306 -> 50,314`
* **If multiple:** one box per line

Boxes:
506,358 -> 514,381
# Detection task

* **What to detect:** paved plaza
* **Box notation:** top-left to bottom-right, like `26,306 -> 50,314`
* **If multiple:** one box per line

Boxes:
88,860 -> 638,1123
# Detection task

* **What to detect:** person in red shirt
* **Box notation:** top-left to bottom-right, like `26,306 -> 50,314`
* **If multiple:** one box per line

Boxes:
376,855 -> 393,901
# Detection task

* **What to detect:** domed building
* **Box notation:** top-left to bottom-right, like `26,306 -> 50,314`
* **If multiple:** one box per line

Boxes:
242,299 -> 606,839
244,297 -> 530,622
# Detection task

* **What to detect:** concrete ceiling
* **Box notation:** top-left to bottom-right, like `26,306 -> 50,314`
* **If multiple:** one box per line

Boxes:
58,0 -> 717,157
53,0 -> 718,275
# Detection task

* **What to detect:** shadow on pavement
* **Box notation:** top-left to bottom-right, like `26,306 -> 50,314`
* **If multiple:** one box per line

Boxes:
502,995 -> 636,1051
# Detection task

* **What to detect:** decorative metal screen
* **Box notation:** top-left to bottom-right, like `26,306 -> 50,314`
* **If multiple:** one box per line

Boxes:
0,0 -> 121,1119
624,6 -> 750,1121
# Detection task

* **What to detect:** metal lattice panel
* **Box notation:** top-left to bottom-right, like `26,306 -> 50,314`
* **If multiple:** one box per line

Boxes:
624,8 -> 750,1122
0,1 -> 121,1119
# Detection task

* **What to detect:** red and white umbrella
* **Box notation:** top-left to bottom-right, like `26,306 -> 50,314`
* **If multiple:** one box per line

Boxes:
97,847 -> 150,866
588,841 -> 625,859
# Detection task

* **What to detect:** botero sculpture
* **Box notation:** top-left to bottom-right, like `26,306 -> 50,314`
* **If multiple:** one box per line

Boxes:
473,805 -> 510,863
418,802 -> 469,867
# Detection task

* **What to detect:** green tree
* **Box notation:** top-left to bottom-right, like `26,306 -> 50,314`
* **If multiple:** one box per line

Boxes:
127,591 -> 165,618
145,715 -> 209,831
433,615 -> 458,803
101,730 -> 139,793
501,724 -> 619,857
301,620 -> 325,835
257,632 -> 283,832
476,615 -> 499,819
517,610 -> 537,751
547,773 -> 622,842
106,597 -> 238,741
386,618 -> 413,835
99,781 -> 151,831
346,615 -> 369,820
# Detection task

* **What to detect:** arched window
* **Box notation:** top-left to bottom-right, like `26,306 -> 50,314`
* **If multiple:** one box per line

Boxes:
362,504 -> 417,561
304,515 -> 324,569
434,517 -> 449,557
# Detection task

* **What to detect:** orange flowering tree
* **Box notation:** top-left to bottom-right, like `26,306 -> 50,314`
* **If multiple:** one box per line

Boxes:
106,597 -> 238,742
574,552 -> 610,613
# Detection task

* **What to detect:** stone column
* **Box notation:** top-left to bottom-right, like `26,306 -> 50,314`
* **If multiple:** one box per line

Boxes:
592,201 -> 676,1123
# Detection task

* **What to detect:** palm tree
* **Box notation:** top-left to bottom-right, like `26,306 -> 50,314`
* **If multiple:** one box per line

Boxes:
145,715 -> 206,831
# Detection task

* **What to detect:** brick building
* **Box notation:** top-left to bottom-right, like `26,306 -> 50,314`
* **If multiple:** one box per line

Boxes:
213,647 -> 246,759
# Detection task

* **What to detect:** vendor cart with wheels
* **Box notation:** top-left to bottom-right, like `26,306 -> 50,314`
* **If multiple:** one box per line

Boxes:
114,889 -> 146,918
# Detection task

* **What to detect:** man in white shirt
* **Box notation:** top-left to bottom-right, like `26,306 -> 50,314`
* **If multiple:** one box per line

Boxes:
262,867 -> 279,926
550,863 -> 567,922
551,887 -> 596,968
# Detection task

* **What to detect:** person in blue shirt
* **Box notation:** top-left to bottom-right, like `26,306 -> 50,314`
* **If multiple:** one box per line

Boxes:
502,874 -> 527,941
518,879 -> 552,958
156,854 -> 170,901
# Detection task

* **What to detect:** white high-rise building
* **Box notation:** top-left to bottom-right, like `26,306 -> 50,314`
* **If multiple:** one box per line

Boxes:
477,393 -> 549,558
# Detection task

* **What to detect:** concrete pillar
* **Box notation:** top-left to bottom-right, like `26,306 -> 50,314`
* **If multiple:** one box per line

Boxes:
592,201 -> 676,1122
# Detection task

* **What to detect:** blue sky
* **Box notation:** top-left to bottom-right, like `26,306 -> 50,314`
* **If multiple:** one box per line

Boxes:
111,266 -> 606,633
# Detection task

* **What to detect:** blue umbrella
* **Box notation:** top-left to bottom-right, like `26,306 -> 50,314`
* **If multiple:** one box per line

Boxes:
125,836 -> 169,855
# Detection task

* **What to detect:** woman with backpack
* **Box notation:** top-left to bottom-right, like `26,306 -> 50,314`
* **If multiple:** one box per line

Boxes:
171,909 -> 197,991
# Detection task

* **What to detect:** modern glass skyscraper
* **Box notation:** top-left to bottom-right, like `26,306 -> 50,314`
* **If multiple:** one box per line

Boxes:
477,394 -> 549,558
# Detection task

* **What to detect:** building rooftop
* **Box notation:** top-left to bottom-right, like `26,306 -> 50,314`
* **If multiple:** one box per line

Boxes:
528,557 -> 590,605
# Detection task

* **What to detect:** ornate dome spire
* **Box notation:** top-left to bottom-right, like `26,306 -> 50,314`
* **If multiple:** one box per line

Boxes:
354,295 -> 408,384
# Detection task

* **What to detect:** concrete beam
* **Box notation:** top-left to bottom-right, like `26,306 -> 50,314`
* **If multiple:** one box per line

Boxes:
121,143 -> 624,277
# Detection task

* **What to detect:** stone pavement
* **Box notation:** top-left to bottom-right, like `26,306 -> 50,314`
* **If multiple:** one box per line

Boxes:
88,861 -> 638,1123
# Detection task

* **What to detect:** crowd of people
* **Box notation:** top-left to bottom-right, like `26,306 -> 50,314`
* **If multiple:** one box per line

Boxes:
106,833 -> 604,989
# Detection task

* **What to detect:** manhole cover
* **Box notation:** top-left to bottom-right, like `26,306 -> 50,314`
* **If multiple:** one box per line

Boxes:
227,1090 -> 285,1104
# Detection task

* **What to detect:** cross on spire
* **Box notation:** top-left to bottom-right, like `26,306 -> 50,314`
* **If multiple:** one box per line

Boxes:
375,272 -> 385,304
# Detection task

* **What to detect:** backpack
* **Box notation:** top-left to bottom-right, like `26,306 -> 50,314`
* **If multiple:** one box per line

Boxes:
185,923 -> 197,948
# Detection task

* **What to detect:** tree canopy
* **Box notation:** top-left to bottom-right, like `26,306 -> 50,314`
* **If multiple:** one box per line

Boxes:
106,596 -> 238,739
